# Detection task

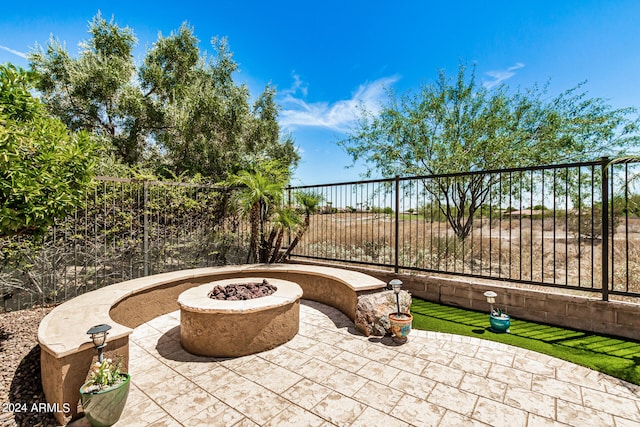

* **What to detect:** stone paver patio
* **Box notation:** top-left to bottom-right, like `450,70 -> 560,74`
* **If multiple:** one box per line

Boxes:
109,300 -> 640,426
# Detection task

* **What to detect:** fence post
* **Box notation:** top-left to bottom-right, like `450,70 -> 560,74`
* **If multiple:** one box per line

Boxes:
286,186 -> 292,248
601,157 -> 609,301
394,175 -> 400,273
143,180 -> 149,277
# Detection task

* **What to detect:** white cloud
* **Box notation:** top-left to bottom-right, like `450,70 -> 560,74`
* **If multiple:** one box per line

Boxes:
279,75 -> 400,133
0,45 -> 27,59
483,62 -> 525,89
282,72 -> 308,98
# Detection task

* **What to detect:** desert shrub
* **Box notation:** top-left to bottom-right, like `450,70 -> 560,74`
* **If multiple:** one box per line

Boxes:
566,207 -> 621,240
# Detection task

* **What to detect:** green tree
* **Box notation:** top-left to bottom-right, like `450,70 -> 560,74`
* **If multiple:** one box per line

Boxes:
280,191 -> 322,261
29,14 -> 142,164
229,166 -> 286,263
29,13 -> 298,180
341,64 -> 639,239
267,207 -> 301,263
0,63 -> 96,238
228,165 -> 321,263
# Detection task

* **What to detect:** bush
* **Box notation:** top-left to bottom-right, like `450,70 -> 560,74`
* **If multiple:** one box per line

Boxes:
0,63 -> 96,238
566,207 -> 621,240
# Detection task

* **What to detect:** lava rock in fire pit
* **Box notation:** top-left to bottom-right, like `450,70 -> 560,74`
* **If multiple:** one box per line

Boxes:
208,279 -> 278,300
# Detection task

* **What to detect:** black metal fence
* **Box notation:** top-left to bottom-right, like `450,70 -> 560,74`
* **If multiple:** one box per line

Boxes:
3,158 -> 639,311
288,158 -> 640,300
0,177 -> 249,311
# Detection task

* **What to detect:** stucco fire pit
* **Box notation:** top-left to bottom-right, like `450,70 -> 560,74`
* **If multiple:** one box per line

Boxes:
178,277 -> 303,357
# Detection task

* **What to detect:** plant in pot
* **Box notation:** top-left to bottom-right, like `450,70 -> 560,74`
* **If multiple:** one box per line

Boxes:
80,357 -> 130,427
80,324 -> 130,427
388,279 -> 413,343
484,291 -> 510,333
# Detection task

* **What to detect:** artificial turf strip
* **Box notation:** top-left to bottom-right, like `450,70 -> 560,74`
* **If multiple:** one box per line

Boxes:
410,298 -> 640,386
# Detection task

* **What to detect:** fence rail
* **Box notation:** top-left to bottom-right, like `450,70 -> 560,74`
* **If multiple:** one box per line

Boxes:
288,158 -> 640,300
0,178 -> 249,311
2,158 -> 639,311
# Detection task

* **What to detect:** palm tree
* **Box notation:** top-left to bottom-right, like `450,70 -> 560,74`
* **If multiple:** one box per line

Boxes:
267,207 -> 301,263
228,169 -> 285,263
280,191 -> 322,261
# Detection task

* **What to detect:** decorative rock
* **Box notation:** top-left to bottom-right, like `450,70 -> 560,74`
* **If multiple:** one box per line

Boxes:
355,290 -> 412,336
208,279 -> 277,300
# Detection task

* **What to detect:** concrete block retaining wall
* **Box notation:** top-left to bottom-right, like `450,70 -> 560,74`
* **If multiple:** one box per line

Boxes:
297,262 -> 640,341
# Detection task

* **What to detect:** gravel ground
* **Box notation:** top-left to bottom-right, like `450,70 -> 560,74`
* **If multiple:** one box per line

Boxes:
0,307 -> 58,427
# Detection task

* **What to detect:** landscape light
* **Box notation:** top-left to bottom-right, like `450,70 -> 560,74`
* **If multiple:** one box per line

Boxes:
87,324 -> 111,362
390,279 -> 403,316
484,291 -> 497,313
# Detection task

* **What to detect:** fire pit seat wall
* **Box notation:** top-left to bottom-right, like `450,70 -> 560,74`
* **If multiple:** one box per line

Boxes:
37,263 -> 386,425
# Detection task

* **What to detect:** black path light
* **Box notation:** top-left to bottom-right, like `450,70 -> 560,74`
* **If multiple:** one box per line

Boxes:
87,324 -> 111,362
390,279 -> 403,315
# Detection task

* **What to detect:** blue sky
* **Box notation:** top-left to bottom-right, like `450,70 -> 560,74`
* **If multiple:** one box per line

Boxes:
2,1 -> 640,185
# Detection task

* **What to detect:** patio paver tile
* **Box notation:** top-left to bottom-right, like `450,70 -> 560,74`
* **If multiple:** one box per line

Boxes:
142,373 -> 199,405
350,407 -> 409,427
146,314 -> 180,333
448,353 -> 493,377
531,375 -> 583,405
252,364 -> 304,394
159,387 -> 218,423
356,359 -> 400,385
358,344 -> 399,364
388,370 -> 437,399
232,417 -> 260,426
391,394 -> 446,427
184,401 -> 245,426
614,415 -> 640,427
143,416 -> 181,427
351,380 -> 403,413
303,342 -> 343,363
390,351 -> 431,375
472,396 -> 528,427
116,393 -> 168,426
504,386 -> 556,419
232,387 -> 291,425
192,365 -> 244,394
258,347 -> 312,370
438,410 -> 492,427
427,382 -> 478,417
311,392 -> 366,427
262,405 -> 326,427
128,349 -> 168,376
420,361 -> 466,387
415,345 -> 457,366
281,378 -> 333,410
581,386 -> 640,421
475,345 -> 516,367
114,299 -> 640,427
487,363 -> 533,389
320,368 -> 368,397
556,398 -> 615,427
513,354 -> 557,377
526,413 -> 570,427
327,350 -> 370,373
439,340 -> 481,357
459,372 -> 508,402
296,358 -> 339,383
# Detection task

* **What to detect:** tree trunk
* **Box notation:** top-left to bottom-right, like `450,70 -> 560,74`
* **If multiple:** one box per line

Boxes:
247,202 -> 260,263
280,212 -> 310,261
269,229 -> 284,263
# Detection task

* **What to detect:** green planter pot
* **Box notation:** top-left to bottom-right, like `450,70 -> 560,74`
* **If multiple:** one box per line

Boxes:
389,313 -> 413,343
489,313 -> 511,333
80,374 -> 130,427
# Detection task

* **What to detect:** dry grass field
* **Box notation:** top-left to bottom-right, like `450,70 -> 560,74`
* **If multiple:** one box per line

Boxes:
294,213 -> 640,295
